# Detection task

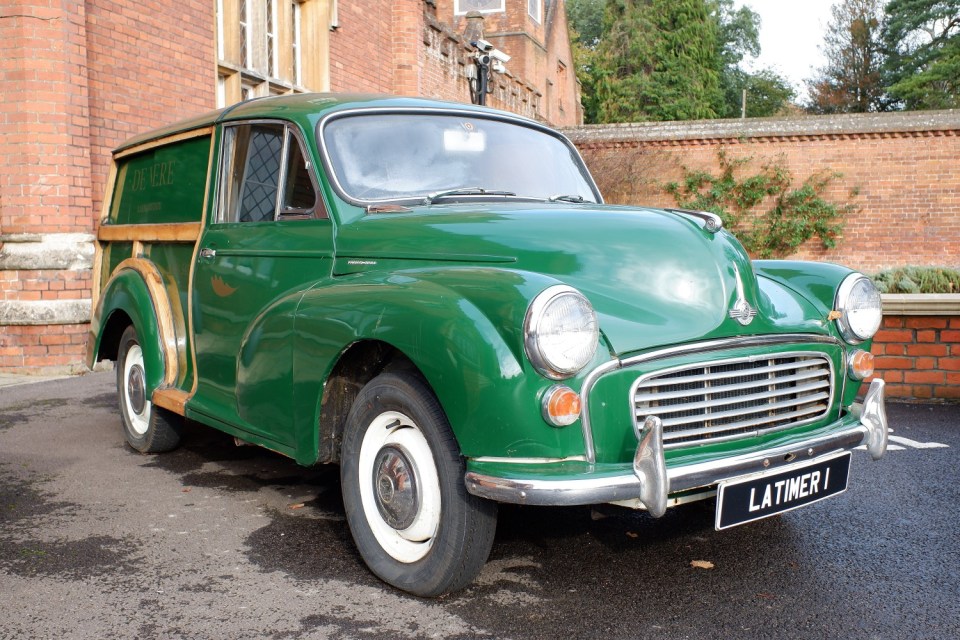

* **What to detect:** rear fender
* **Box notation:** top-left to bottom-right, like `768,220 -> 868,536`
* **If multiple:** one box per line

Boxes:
89,259 -> 180,395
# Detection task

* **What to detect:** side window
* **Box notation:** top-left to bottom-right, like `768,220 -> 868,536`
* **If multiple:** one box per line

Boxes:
281,132 -> 317,214
218,122 -> 320,223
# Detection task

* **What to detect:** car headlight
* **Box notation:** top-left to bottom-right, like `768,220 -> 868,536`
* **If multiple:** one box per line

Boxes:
524,285 -> 599,379
834,273 -> 882,343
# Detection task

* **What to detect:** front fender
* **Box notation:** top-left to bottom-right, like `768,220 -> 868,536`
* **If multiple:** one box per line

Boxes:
753,260 -> 856,317
292,267 -> 599,462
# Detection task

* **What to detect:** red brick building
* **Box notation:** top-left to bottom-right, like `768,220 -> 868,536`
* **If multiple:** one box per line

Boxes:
0,0 -> 581,373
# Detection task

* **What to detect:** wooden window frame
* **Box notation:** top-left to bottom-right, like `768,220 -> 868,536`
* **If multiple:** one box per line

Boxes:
216,0 -> 331,106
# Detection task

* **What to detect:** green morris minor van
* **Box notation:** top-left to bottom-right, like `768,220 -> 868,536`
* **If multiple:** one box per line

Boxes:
88,94 -> 888,596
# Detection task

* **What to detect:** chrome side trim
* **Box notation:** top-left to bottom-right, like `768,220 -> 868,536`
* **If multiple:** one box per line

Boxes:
465,414 -> 885,508
470,455 -> 588,464
578,334 -> 843,463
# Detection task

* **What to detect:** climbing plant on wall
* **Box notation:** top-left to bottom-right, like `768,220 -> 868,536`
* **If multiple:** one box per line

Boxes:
664,149 -> 857,258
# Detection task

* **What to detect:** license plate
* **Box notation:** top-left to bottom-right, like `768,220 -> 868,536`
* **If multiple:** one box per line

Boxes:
715,452 -> 851,530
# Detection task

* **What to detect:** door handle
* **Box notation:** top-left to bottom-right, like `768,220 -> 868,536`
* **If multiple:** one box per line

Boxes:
199,247 -> 216,261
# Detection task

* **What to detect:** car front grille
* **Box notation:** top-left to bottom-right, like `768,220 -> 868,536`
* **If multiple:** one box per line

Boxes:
632,353 -> 834,447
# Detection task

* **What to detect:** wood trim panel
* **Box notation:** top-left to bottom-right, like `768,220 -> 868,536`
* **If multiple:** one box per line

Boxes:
91,160 -> 118,311
114,127 -> 216,160
110,258 -> 181,388
187,121 -> 220,397
152,388 -> 191,416
98,222 -> 202,243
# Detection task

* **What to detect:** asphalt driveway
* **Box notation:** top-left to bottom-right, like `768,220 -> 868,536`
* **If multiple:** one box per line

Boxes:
1,371 -> 958,639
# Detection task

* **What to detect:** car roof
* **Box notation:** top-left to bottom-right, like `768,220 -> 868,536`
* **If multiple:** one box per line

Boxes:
114,93 -> 532,153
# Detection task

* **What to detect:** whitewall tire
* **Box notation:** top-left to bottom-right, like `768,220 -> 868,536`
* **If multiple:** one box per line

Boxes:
341,370 -> 497,597
116,325 -> 182,453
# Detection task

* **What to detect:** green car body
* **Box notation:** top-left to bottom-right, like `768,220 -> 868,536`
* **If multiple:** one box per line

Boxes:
89,94 -> 888,596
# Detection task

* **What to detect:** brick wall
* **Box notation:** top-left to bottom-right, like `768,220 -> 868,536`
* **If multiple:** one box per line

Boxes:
85,0 -> 214,216
869,315 -> 960,401
329,0 -> 393,93
872,294 -> 960,401
0,0 -> 93,237
566,111 -> 960,273
330,0 -> 550,122
0,0 -> 213,373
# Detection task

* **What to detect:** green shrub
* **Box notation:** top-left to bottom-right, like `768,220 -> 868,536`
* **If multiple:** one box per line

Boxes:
664,149 -> 856,259
871,266 -> 960,294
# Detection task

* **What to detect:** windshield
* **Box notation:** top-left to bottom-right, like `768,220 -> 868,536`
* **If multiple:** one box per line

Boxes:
321,112 -> 600,204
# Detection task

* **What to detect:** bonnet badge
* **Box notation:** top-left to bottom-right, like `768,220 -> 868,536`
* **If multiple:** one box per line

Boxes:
729,265 -> 757,326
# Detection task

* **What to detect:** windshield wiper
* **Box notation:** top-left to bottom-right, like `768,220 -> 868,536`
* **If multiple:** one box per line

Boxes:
424,187 -> 517,205
548,194 -> 586,203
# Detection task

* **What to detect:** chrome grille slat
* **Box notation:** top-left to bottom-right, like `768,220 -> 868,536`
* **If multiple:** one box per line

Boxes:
633,369 -> 829,403
632,353 -> 834,446
657,404 -> 830,439
656,391 -> 831,426
635,380 -> 830,417
634,360 -> 820,388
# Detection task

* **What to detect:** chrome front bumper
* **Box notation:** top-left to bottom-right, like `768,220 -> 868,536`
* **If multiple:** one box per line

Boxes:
465,379 -> 888,515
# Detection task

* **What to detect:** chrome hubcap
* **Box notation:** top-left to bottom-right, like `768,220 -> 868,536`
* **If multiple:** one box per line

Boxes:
127,364 -> 146,415
373,445 -> 419,530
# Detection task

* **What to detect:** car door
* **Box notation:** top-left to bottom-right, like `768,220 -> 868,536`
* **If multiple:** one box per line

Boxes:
191,120 -> 334,447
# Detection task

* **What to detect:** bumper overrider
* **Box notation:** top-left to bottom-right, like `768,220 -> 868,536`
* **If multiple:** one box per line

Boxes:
465,379 -> 888,516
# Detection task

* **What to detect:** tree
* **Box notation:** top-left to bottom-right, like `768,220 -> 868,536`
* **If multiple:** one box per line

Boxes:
568,0 -> 793,122
882,0 -> 960,110
567,0 -> 605,48
590,0 -> 724,122
805,0 -> 886,113
724,68 -> 797,117
712,0 -> 795,117
567,0 -> 606,122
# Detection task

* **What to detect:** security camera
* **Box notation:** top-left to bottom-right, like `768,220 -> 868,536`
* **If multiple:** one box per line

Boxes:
473,39 -> 494,52
489,48 -> 510,64
472,40 -> 511,64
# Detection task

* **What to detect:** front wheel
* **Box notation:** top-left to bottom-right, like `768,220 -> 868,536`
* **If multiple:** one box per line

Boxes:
341,371 -> 497,597
116,325 -> 182,453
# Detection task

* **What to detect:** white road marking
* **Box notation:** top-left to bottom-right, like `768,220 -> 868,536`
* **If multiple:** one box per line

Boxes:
887,435 -> 949,449
855,432 -> 949,452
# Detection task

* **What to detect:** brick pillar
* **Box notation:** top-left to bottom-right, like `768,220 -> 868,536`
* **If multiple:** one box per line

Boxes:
462,10 -> 484,44
0,0 -> 95,372
870,316 -> 960,401
391,0 -> 426,96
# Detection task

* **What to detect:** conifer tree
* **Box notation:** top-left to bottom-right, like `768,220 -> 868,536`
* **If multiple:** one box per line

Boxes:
881,0 -> 960,110
591,0 -> 723,122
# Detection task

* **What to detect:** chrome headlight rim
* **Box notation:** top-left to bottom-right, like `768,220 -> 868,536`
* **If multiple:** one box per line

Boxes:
523,285 -> 599,380
834,273 -> 882,344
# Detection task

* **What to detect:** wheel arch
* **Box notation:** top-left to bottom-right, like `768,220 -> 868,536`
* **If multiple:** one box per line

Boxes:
89,261 -> 178,395
313,340 -> 422,465
291,268 -> 571,466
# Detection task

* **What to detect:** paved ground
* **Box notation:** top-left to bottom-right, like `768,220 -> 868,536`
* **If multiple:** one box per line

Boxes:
1,371 -> 958,639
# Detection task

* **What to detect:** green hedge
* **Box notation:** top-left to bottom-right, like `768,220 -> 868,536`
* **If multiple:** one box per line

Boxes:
871,266 -> 960,294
